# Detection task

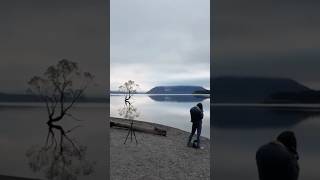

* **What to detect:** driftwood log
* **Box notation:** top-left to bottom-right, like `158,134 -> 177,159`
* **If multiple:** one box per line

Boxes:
110,121 -> 167,136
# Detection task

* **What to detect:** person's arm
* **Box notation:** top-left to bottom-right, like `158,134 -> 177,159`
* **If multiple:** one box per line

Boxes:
198,109 -> 203,120
286,155 -> 299,180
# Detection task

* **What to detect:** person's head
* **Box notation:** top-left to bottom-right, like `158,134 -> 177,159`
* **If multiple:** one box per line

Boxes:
197,103 -> 203,111
277,131 -> 298,155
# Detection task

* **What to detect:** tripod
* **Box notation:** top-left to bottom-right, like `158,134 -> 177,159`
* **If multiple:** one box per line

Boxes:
124,119 -> 138,144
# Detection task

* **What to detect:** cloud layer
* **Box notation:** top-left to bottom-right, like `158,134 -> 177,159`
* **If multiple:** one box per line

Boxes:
213,0 -> 320,89
0,0 -> 107,95
111,0 -> 210,91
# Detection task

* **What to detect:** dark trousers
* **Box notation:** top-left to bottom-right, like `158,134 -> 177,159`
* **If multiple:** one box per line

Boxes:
188,121 -> 202,147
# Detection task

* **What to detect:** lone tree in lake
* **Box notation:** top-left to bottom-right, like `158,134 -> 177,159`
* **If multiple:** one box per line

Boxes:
28,59 -> 94,125
118,80 -> 139,103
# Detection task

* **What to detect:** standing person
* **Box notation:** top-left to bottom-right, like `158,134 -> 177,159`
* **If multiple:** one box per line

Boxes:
256,131 -> 299,180
187,103 -> 203,148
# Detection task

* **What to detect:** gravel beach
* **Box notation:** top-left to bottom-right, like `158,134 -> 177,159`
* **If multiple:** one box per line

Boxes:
110,117 -> 210,180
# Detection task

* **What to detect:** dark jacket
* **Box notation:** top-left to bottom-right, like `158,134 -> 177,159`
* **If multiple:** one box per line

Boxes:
190,106 -> 203,123
256,141 -> 299,180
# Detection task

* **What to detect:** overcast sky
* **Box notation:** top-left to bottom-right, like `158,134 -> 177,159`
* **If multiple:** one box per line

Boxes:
3,0 -> 318,94
110,0 -> 210,91
0,0 -> 107,96
213,0 -> 320,89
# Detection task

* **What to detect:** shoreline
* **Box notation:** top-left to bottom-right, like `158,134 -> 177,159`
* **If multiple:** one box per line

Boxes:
110,116 -> 210,140
0,175 -> 40,180
110,117 -> 210,180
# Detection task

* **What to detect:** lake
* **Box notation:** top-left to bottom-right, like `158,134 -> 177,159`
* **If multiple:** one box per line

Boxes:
0,95 -> 210,180
0,102 -> 107,180
110,94 -> 210,139
212,104 -> 320,180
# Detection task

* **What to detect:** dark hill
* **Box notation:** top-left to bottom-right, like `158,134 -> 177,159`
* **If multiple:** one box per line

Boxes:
0,93 -> 39,102
213,77 -> 311,103
147,86 -> 208,94
0,93 -> 106,102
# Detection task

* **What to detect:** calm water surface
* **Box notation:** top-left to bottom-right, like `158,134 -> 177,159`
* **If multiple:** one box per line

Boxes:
213,105 -> 320,180
0,103 -> 107,180
110,94 -> 210,138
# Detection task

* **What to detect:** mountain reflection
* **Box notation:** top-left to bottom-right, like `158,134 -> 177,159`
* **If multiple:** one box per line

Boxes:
26,123 -> 95,180
212,106 -> 320,129
148,95 -> 209,102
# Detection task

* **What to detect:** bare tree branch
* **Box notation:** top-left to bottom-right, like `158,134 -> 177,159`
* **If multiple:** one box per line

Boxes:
28,59 -> 94,124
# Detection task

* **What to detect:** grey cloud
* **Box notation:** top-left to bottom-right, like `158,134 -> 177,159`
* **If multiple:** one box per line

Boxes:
111,0 -> 210,91
0,0 -> 107,95
214,0 -> 320,54
213,0 -> 320,89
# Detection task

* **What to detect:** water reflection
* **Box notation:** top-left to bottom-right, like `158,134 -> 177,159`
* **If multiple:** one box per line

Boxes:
213,106 -> 320,180
148,94 -> 209,102
213,106 -> 320,129
26,123 -> 95,180
110,95 -> 210,138
117,99 -> 140,144
118,101 -> 140,120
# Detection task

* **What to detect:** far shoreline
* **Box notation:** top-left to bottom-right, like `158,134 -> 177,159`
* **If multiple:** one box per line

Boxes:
110,93 -> 210,96
212,103 -> 320,109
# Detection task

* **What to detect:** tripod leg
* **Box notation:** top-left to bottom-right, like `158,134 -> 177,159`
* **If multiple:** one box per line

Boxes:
124,126 -> 131,144
133,129 -> 138,144
130,122 -> 133,142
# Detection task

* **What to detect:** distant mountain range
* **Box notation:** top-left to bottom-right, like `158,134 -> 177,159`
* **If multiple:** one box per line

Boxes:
213,76 -> 319,103
0,93 -> 39,102
148,94 -> 209,102
111,86 -> 210,95
147,86 -> 209,94
5,77 -> 320,103
110,91 -> 146,94
0,93 -> 107,102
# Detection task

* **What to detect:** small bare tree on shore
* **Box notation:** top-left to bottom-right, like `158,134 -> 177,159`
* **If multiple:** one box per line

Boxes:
28,59 -> 94,126
118,80 -> 139,103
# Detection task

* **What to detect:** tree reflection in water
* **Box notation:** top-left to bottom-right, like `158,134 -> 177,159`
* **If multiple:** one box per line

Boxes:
118,100 -> 140,144
118,101 -> 140,120
26,123 -> 95,180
